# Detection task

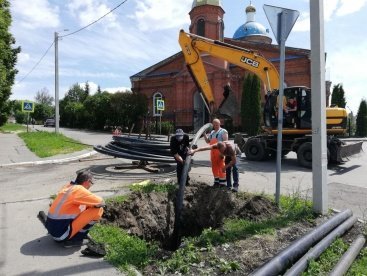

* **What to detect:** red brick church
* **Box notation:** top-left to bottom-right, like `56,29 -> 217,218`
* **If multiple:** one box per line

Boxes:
130,1 -> 317,132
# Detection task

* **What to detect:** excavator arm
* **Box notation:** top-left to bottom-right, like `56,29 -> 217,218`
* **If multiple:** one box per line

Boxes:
178,30 -> 280,114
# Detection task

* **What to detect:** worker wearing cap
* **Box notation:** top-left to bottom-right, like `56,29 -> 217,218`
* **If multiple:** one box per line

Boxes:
45,170 -> 105,247
203,118 -> 228,187
170,128 -> 190,185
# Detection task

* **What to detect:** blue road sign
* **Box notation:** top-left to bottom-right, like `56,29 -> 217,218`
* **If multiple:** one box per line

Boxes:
157,99 -> 165,111
22,101 -> 35,112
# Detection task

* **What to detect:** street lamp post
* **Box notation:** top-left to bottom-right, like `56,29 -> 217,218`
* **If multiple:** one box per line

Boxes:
54,29 -> 68,134
54,31 -> 59,133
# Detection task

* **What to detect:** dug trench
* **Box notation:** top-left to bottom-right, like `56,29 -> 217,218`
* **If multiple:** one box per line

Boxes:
100,181 -> 366,274
102,181 -> 279,251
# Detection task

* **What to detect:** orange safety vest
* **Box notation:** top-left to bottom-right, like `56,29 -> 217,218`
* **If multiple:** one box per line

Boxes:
209,129 -> 226,181
46,183 -> 103,241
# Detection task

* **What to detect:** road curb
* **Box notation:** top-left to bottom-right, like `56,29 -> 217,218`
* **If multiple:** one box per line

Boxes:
0,150 -> 98,168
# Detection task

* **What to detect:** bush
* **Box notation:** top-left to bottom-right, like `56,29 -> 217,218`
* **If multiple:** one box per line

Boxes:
161,121 -> 174,135
15,111 -> 26,124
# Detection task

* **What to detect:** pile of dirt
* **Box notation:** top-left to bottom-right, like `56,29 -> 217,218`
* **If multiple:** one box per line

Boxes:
102,182 -> 279,249
101,181 -> 366,275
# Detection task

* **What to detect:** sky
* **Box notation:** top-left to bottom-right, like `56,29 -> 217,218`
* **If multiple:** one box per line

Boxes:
10,0 -> 367,114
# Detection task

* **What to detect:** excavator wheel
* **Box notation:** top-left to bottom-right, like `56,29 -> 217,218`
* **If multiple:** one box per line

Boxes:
244,139 -> 266,161
297,142 -> 312,168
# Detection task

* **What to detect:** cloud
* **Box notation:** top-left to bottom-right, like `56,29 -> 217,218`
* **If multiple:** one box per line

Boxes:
78,82 -> 130,94
79,81 -> 98,94
293,12 -> 310,32
131,0 -> 191,31
17,53 -> 30,64
327,41 -> 367,113
335,0 -> 367,16
67,0 -> 118,28
104,86 -> 131,93
293,0 -> 367,33
11,0 -> 60,29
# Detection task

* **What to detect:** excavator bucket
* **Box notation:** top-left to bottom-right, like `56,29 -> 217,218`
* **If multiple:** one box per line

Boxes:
217,84 -> 239,118
337,141 -> 364,162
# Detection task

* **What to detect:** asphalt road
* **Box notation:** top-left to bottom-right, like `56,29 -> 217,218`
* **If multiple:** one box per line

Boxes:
0,126 -> 366,275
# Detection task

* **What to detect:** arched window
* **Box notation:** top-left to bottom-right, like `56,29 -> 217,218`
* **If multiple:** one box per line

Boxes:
197,18 -> 205,36
219,19 -> 224,40
153,92 -> 163,117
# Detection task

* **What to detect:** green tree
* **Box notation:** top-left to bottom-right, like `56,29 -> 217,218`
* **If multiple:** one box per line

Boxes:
330,83 -> 346,108
33,103 -> 53,122
0,0 -> 21,126
355,99 -> 367,137
84,81 -> 90,96
83,91 -> 111,129
109,91 -> 147,130
34,87 -> 54,105
60,83 -> 89,127
241,74 -> 261,135
64,83 -> 88,103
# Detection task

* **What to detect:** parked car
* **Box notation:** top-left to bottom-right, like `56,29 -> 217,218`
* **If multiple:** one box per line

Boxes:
43,118 -> 55,127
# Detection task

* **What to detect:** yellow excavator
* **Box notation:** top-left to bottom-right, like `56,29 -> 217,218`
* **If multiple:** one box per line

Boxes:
178,30 -> 363,168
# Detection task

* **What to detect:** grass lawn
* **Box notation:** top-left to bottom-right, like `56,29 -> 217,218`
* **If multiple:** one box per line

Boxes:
18,131 -> 90,157
0,123 -> 26,133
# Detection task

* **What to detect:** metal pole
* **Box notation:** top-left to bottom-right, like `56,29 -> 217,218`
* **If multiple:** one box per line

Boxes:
275,11 -> 286,206
310,0 -> 328,214
54,32 -> 60,134
27,113 -> 29,133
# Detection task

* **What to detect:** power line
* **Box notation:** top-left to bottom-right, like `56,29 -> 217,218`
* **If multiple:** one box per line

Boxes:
16,0 -> 128,83
17,41 -> 54,84
60,0 -> 129,38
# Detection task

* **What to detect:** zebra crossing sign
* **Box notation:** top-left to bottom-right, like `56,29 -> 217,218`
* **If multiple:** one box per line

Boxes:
156,99 -> 165,111
22,101 -> 35,112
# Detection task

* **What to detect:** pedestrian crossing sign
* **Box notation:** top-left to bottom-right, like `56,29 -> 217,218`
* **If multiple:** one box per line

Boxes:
156,99 -> 165,111
22,101 -> 35,112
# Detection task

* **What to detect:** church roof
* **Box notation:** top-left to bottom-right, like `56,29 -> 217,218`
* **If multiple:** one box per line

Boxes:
233,21 -> 269,39
192,0 -> 221,9
233,2 -> 271,43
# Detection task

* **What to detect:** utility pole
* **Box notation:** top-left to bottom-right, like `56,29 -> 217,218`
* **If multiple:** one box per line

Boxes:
54,31 -> 60,134
310,0 -> 328,214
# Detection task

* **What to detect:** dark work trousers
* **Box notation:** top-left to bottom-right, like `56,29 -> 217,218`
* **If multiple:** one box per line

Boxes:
225,156 -> 239,188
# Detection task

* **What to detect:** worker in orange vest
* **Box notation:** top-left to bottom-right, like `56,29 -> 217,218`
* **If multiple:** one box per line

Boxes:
45,170 -> 105,247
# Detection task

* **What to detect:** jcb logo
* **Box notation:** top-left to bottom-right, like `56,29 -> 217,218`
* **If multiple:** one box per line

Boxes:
240,57 -> 259,68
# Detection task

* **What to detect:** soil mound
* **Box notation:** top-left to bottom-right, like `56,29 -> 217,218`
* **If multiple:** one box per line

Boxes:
102,182 -> 279,248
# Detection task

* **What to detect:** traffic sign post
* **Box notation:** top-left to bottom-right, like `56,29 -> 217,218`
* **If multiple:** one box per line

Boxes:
156,100 -> 165,111
21,101 -> 35,112
21,101 -> 35,132
156,100 -> 165,135
264,5 -> 299,206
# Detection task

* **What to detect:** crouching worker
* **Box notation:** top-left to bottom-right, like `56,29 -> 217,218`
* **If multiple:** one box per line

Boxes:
45,170 -> 105,247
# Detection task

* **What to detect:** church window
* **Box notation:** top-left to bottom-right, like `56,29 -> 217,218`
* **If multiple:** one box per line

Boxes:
197,18 -> 205,36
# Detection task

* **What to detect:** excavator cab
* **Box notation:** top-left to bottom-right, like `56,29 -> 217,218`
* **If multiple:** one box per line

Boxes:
263,87 -> 311,130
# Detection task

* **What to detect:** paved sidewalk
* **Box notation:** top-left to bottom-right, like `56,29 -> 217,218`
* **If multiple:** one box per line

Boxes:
0,130 -> 99,167
0,133 -> 40,164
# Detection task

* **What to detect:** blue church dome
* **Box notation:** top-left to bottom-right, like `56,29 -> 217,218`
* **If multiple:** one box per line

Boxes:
233,3 -> 272,44
233,21 -> 269,39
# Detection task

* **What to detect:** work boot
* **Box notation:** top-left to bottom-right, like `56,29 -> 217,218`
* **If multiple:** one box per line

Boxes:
81,239 -> 106,257
37,211 -> 47,227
